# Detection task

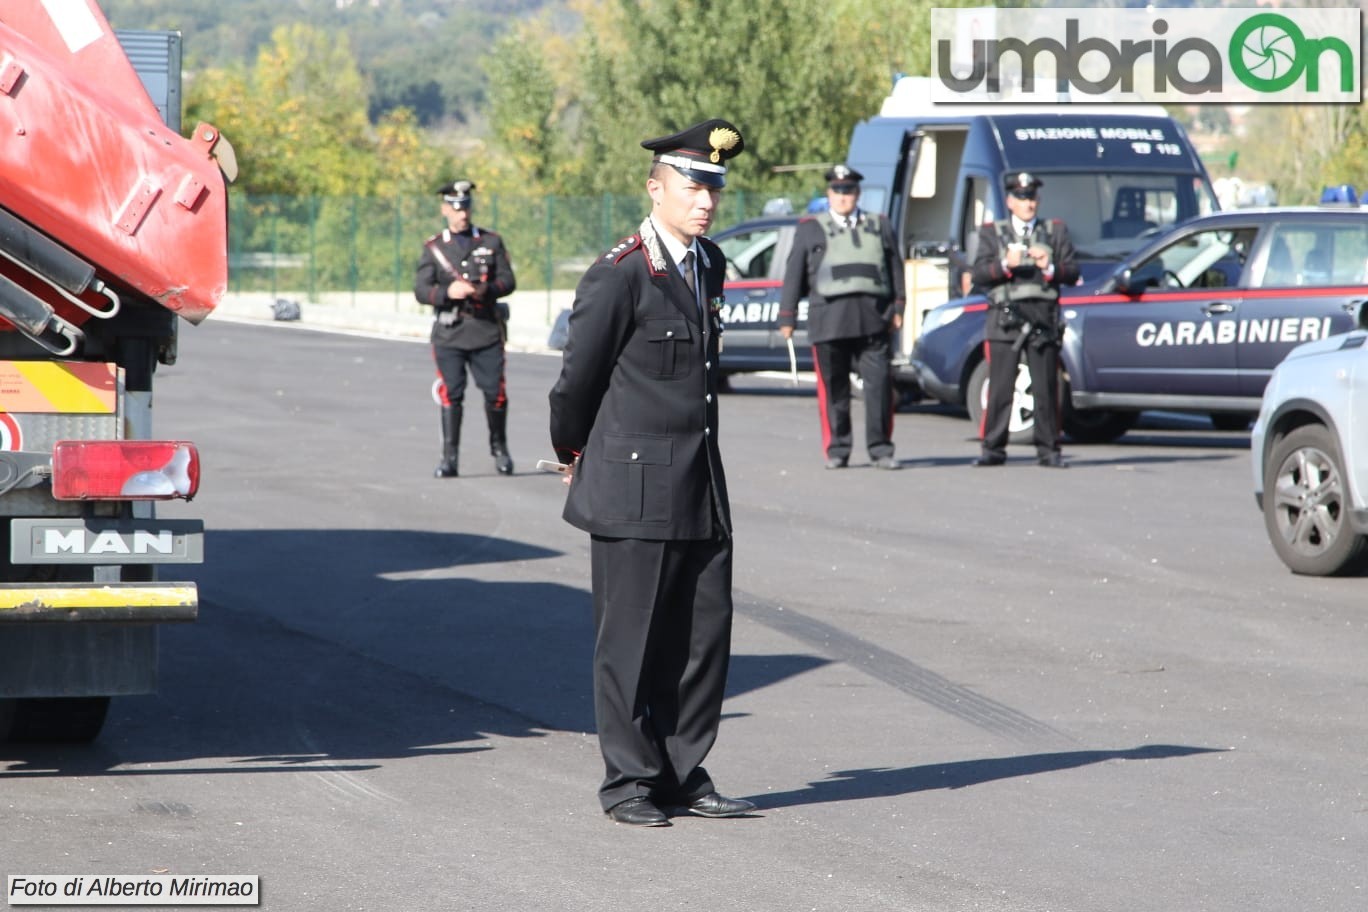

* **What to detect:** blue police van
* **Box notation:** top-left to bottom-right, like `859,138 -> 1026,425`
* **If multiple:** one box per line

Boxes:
846,77 -> 1219,388
706,76 -> 1219,392
912,205 -> 1368,442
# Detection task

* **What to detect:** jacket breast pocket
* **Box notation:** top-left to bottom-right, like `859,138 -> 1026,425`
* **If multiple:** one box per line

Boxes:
601,433 -> 673,524
642,318 -> 692,379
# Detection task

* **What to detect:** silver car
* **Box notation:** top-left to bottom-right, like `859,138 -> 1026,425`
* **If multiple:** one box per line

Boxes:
1251,301 -> 1368,575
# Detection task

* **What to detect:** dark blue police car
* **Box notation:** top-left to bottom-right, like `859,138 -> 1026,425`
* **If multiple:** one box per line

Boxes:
910,206 -> 1368,442
709,214 -> 813,380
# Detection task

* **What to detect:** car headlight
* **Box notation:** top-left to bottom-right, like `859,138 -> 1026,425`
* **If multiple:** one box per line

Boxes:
921,305 -> 964,334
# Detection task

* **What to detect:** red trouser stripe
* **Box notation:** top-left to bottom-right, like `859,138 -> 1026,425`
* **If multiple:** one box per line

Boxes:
978,340 -> 991,439
813,345 -> 833,454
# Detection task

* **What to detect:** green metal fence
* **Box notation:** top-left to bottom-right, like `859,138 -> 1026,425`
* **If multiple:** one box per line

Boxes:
227,190 -> 782,298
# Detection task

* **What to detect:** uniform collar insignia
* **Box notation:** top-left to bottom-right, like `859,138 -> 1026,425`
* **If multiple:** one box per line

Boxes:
636,218 -> 714,274
637,217 -> 668,273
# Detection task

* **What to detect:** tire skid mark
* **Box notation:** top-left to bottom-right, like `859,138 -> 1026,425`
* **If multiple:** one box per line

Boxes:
737,591 -> 1074,747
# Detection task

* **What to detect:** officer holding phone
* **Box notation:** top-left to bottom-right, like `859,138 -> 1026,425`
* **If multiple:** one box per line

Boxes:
971,171 -> 1079,468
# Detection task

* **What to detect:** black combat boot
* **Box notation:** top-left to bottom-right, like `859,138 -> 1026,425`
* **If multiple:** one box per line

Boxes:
487,404 -> 514,475
434,404 -> 461,478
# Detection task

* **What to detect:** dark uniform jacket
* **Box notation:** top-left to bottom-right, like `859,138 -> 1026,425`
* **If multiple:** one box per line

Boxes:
414,227 -> 517,351
970,217 -> 1080,344
549,219 -> 730,541
778,211 -> 906,345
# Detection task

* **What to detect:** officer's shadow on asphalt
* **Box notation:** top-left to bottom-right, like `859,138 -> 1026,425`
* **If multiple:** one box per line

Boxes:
0,527 -> 836,778
0,529 -> 1224,792
751,744 -> 1225,810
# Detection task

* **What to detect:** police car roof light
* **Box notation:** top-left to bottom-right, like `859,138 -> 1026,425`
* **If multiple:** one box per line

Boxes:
1319,184 -> 1358,205
52,440 -> 200,501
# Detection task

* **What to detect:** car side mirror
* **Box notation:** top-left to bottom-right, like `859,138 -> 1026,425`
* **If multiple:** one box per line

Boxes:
1359,300 -> 1368,331
1116,261 -> 1163,295
1113,267 -> 1135,296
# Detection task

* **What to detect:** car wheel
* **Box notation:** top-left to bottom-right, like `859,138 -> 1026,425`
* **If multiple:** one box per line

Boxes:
966,358 -> 1034,445
1062,405 -> 1138,443
1263,424 -> 1368,576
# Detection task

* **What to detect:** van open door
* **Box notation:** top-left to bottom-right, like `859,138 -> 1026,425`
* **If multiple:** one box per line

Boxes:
893,128 -> 966,367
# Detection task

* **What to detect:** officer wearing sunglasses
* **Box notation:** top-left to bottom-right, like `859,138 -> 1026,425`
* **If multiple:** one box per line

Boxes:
971,171 -> 1079,468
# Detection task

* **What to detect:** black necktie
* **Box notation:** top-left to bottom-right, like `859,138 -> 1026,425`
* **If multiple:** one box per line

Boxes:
682,250 -> 698,306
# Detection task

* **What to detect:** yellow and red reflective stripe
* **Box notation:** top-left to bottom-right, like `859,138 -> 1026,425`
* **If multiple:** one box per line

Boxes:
0,361 -> 117,414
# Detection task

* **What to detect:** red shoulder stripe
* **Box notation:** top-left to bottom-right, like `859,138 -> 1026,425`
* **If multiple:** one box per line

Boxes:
599,235 -> 642,265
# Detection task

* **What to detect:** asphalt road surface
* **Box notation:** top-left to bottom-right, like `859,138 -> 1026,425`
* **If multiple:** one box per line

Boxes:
3,319 -> 1365,912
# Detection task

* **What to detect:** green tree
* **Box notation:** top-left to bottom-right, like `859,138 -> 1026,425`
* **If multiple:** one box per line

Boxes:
186,22 -> 457,294
1321,103 -> 1368,201
485,28 -> 561,187
187,23 -> 450,198
485,0 -> 959,201
1239,102 -> 1363,204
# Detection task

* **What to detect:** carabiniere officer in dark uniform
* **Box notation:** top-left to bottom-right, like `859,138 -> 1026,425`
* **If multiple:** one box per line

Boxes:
779,165 -> 905,470
548,119 -> 756,827
971,171 -> 1079,468
414,179 -> 518,477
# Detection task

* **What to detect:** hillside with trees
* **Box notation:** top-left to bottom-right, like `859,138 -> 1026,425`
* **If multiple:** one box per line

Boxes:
101,0 -> 548,132
100,1 -> 1368,208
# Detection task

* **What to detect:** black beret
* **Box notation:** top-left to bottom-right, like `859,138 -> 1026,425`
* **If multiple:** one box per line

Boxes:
641,119 -> 745,188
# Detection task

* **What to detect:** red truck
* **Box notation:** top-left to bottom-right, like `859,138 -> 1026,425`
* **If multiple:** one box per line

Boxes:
0,1 -> 230,741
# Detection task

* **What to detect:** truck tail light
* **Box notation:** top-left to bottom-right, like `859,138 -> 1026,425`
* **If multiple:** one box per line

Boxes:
52,441 -> 200,501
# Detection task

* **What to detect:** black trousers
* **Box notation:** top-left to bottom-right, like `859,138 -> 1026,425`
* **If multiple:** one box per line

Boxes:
980,337 -> 1061,460
433,342 -> 507,409
589,534 -> 734,811
812,333 -> 895,461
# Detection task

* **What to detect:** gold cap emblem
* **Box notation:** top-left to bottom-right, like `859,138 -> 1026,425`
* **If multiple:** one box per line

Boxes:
708,127 -> 741,164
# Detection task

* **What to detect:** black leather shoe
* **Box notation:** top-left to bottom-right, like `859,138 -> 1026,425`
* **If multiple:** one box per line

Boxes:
874,456 -> 900,470
493,449 -> 514,475
433,460 -> 458,478
824,456 -> 848,470
682,792 -> 756,818
605,796 -> 670,827
1037,453 -> 1067,468
972,455 -> 1005,467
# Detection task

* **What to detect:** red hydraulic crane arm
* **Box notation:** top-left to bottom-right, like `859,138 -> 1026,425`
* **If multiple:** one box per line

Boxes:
0,0 -> 229,326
